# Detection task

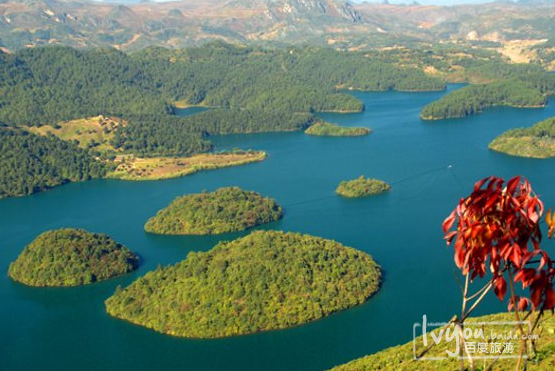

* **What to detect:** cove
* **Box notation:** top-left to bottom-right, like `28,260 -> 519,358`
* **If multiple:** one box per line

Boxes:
2,85 -> 555,371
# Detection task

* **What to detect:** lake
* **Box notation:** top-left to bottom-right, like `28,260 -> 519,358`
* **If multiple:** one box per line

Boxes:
2,86 -> 555,371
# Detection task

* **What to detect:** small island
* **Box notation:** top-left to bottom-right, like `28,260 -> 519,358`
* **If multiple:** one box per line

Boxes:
336,176 -> 391,198
489,116 -> 555,158
8,229 -> 138,287
305,122 -> 371,137
105,230 -> 381,338
144,187 -> 283,235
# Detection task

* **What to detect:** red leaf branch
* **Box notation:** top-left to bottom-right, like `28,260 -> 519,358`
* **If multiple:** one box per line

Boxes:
443,176 -> 555,311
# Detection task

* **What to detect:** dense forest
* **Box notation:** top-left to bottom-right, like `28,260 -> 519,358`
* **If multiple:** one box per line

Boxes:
305,122 -> 370,137
0,42 -> 447,198
0,42 -> 443,132
336,176 -> 391,198
8,229 -> 138,287
105,230 -> 381,338
144,187 -> 283,235
421,73 -> 555,120
489,116 -> 555,158
0,128 -> 108,198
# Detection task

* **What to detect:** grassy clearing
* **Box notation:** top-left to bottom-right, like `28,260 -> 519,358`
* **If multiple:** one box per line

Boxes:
497,39 -> 547,64
24,116 -> 124,153
106,151 -> 266,181
23,116 -> 267,180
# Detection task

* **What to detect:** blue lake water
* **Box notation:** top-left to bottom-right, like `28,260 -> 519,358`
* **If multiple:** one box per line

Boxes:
2,86 -> 555,371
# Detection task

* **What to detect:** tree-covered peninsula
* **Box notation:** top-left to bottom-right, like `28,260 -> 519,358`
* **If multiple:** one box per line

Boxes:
8,229 -> 138,287
0,128 -> 108,199
144,187 -> 283,235
305,122 -> 371,137
489,116 -> 555,158
336,176 -> 391,198
105,230 -> 381,338
421,73 -> 555,120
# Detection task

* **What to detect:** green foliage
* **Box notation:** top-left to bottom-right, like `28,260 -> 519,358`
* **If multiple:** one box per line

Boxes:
0,44 -> 443,146
489,116 -> 555,158
449,59 -> 548,83
8,228 -> 138,287
144,187 -> 283,235
336,176 -> 391,198
359,45 -> 532,84
110,114 -> 213,157
305,122 -> 370,137
105,230 -> 381,338
421,74 -> 555,120
327,312 -> 555,371
171,110 -> 316,136
0,47 -> 171,126
0,128 -> 107,198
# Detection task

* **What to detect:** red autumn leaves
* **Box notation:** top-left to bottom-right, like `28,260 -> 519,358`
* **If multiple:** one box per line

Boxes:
443,176 -> 555,311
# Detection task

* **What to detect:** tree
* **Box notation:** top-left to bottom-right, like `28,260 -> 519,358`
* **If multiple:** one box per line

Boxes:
441,176 -> 555,370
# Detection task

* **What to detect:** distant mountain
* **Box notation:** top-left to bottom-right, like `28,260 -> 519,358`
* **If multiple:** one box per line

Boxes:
0,0 -> 553,50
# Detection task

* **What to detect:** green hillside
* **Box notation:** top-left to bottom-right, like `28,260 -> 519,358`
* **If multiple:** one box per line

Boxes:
489,116 -> 555,158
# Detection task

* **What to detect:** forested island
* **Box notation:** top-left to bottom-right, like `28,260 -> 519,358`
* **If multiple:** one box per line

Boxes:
336,176 -> 391,198
105,230 -> 381,338
421,65 -> 555,120
144,187 -> 283,235
8,229 -> 138,287
489,116 -> 555,158
305,122 -> 370,137
0,43 -> 444,198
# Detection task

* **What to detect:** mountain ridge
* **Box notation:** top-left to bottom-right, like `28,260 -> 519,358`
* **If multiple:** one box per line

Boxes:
0,0 -> 554,51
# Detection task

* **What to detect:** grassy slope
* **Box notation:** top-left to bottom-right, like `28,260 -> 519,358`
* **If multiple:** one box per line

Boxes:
25,116 -> 124,153
24,116 -> 267,181
328,312 -> 555,371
